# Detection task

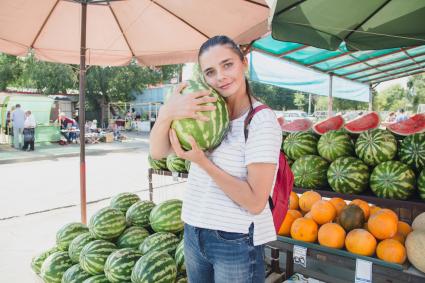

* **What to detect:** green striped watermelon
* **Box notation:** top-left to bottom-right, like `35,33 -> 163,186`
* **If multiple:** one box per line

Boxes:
31,246 -> 60,275
327,157 -> 369,194
126,200 -> 156,228
370,161 -> 416,200
317,131 -> 354,161
79,240 -> 117,275
56,222 -> 89,251
291,155 -> 329,189
171,79 -> 230,151
282,132 -> 318,160
116,226 -> 150,249
139,232 -> 180,256
149,199 -> 183,233
61,264 -> 91,283
89,207 -> 126,240
148,155 -> 168,170
110,192 -> 141,214
417,169 -> 425,200
166,155 -> 187,173
131,251 -> 177,283
355,129 -> 397,166
176,278 -> 188,283
399,133 -> 425,172
175,240 -> 185,273
40,251 -> 73,283
185,160 -> 191,172
82,275 -> 110,283
104,248 -> 142,283
68,232 -> 96,263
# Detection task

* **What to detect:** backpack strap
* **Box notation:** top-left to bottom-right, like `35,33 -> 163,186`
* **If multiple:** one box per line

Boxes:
244,104 -> 270,141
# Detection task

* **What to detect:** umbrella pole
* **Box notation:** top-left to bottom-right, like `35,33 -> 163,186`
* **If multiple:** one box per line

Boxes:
79,1 -> 88,224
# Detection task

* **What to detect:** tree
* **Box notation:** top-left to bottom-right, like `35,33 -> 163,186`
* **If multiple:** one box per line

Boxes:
250,81 -> 297,110
293,92 -> 306,110
373,84 -> 409,111
0,53 -> 22,90
407,74 -> 425,111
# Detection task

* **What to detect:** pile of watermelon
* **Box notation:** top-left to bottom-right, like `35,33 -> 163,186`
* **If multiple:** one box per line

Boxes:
149,154 -> 190,174
31,193 -> 187,283
282,112 -> 425,201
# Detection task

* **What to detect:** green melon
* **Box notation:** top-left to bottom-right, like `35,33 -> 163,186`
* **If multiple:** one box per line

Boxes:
355,129 -> 397,166
399,133 -> 425,172
282,132 -> 318,160
56,222 -> 89,251
370,161 -> 416,200
104,248 -> 142,283
149,199 -> 183,233
61,264 -> 91,283
31,246 -> 60,275
291,155 -> 329,189
338,205 -> 366,232
116,226 -> 150,249
148,155 -> 168,170
126,200 -> 156,228
139,232 -> 180,256
82,275 -> 110,283
131,251 -> 177,283
175,240 -> 185,273
418,169 -> 425,201
166,155 -> 187,173
40,251 -> 73,283
79,240 -> 117,275
68,232 -> 96,263
110,192 -> 141,214
88,207 -> 126,240
317,130 -> 354,161
327,157 -> 369,194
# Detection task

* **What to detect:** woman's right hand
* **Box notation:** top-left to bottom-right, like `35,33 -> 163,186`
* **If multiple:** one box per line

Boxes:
160,82 -> 218,122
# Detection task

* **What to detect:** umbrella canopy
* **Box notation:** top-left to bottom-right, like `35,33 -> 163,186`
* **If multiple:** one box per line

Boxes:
0,0 -> 269,66
270,0 -> 425,51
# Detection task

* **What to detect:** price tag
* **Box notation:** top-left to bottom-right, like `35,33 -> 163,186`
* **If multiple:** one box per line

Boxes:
355,259 -> 372,283
293,245 -> 307,268
172,171 -> 179,181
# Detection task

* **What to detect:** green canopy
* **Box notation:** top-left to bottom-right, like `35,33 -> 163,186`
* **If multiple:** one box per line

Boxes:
271,0 -> 425,51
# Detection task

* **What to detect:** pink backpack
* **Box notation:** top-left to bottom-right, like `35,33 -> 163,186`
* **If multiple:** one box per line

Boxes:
244,104 -> 294,233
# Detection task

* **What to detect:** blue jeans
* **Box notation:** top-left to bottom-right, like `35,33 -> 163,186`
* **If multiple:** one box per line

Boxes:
184,223 -> 265,283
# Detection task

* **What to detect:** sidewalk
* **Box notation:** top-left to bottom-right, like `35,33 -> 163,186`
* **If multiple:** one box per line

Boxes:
0,132 -> 150,164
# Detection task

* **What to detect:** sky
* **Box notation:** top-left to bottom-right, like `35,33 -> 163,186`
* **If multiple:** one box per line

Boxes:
375,77 -> 408,92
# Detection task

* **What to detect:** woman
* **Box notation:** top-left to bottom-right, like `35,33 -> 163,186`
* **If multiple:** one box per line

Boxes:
150,36 -> 282,283
23,110 -> 36,151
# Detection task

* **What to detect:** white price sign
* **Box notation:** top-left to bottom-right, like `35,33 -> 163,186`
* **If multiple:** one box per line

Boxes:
293,245 -> 307,268
355,259 -> 372,283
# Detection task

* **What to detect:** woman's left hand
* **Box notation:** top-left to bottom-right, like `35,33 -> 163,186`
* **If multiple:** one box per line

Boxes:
169,129 -> 207,165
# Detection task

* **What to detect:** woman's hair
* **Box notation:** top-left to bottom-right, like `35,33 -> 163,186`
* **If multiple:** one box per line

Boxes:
198,35 -> 254,111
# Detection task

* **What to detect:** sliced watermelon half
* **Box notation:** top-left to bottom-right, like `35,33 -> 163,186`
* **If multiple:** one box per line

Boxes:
344,112 -> 380,134
387,113 -> 425,136
312,115 -> 344,135
280,118 -> 312,133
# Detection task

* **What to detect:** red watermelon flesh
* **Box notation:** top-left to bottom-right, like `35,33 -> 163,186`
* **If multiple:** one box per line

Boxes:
312,115 -> 344,135
280,118 -> 312,133
387,113 -> 425,136
344,112 -> 380,134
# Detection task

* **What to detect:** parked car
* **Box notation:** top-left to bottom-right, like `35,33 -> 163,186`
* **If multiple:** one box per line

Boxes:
282,110 -> 314,123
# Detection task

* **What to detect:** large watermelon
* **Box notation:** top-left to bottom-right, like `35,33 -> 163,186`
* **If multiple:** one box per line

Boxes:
61,264 -> 91,283
56,222 -> 89,251
110,192 -> 140,214
79,240 -> 117,275
291,155 -> 329,189
313,115 -> 344,135
88,207 -> 126,240
68,232 -> 96,263
82,275 -> 110,283
40,251 -> 73,283
399,133 -> 425,172
116,226 -> 150,249
344,112 -> 380,134
282,132 -> 318,160
166,155 -> 187,173
280,118 -> 313,133
131,251 -> 177,283
175,240 -> 185,273
171,78 -> 229,151
370,161 -> 416,200
104,248 -> 142,283
126,200 -> 156,227
149,199 -> 183,233
355,129 -> 397,166
418,169 -> 425,201
31,246 -> 60,275
139,232 -> 180,256
148,155 -> 168,170
317,131 -> 354,161
387,113 -> 425,136
327,157 -> 369,194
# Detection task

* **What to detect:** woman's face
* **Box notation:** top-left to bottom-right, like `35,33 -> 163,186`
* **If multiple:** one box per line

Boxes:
199,44 -> 247,98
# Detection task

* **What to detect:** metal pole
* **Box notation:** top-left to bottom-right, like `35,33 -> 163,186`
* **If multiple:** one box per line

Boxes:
369,84 -> 373,111
308,93 -> 312,115
328,74 -> 333,117
79,1 -> 88,224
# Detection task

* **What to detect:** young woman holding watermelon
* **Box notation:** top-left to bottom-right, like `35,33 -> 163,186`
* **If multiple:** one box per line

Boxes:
150,36 -> 282,282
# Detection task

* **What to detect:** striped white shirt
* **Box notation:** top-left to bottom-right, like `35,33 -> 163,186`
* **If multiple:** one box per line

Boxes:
181,102 -> 282,245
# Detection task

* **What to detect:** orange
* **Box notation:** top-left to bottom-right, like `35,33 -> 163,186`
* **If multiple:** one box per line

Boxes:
299,191 -> 321,213
310,200 -> 336,225
318,223 -> 346,249
376,239 -> 406,264
289,192 -> 299,210
277,210 -> 303,236
368,210 -> 398,240
397,221 -> 412,238
329,197 -> 347,216
350,199 -> 370,220
290,217 -> 318,243
345,229 -> 377,256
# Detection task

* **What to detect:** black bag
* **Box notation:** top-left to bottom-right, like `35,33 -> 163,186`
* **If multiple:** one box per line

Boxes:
23,128 -> 34,142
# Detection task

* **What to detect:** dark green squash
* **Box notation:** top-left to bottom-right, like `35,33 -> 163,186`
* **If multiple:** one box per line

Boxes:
338,205 -> 365,232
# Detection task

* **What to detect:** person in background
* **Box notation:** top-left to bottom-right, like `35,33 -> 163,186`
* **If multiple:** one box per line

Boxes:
6,105 -> 15,145
385,112 -> 396,123
22,110 -> 36,151
58,112 -> 75,142
396,109 -> 408,123
12,104 -> 25,149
